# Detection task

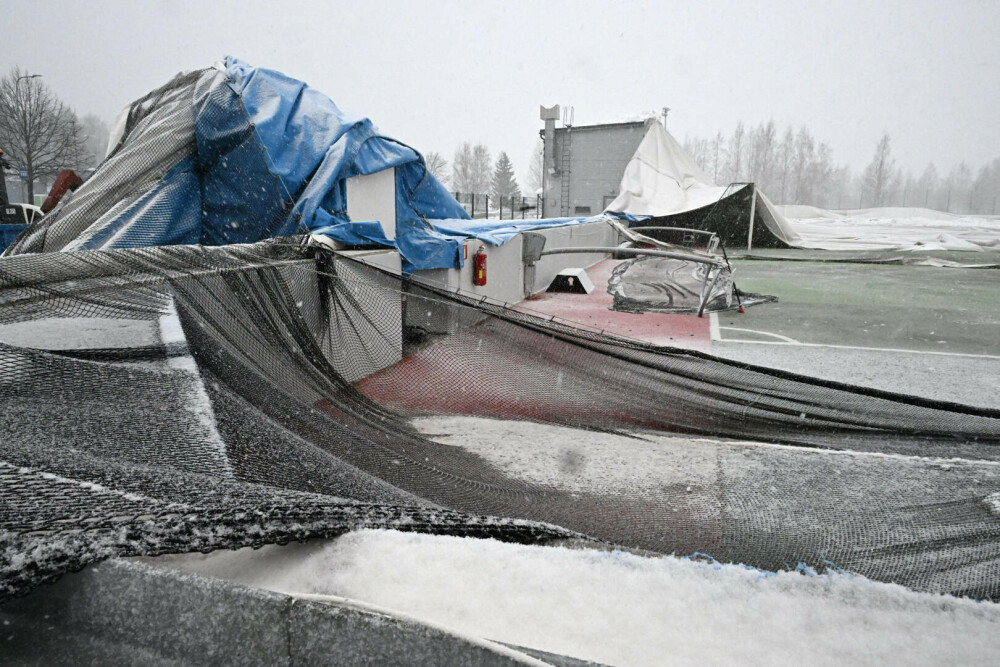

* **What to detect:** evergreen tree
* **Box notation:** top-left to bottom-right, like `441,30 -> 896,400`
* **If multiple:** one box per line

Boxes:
490,151 -> 521,202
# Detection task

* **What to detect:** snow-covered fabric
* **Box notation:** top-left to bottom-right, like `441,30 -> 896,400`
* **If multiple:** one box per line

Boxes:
605,122 -> 801,246
606,122 -> 730,216
3,58 -> 471,272
154,529 -> 1000,667
778,205 -> 1000,252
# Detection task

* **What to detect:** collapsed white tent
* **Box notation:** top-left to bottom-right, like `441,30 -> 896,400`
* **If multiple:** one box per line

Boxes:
777,205 -> 1000,253
604,122 -> 802,248
605,122 -> 1000,254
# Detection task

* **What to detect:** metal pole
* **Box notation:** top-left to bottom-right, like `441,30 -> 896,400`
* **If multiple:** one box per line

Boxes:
538,246 -> 724,268
485,194 -> 489,219
746,183 -> 757,251
471,193 -> 475,218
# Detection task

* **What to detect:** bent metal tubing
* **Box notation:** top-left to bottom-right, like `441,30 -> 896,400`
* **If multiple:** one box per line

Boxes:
536,245 -> 727,316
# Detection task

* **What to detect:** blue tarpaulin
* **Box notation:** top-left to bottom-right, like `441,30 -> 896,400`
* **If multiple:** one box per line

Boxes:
313,212 -> 651,271
26,57 -> 641,271
53,57 -> 469,270
196,57 -> 471,263
0,224 -> 28,253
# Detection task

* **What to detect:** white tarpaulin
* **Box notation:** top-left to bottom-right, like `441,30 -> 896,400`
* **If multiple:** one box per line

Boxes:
778,205 -> 1000,252
605,122 -> 999,254
604,121 -> 734,216
604,122 -> 802,246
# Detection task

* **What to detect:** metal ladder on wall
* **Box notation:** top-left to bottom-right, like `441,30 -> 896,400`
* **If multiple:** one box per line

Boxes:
559,128 -> 572,217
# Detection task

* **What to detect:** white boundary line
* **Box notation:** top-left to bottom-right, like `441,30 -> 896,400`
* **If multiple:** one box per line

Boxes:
708,312 -> 721,341
715,337 -> 1000,361
719,326 -> 800,344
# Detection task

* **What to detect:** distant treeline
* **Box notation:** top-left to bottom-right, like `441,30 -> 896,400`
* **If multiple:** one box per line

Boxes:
424,143 -> 534,207
683,121 -> 1000,214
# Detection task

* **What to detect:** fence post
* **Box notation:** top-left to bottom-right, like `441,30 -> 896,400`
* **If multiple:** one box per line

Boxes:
485,195 -> 489,219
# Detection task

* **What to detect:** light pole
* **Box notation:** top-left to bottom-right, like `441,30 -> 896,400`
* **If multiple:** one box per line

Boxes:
13,74 -> 42,203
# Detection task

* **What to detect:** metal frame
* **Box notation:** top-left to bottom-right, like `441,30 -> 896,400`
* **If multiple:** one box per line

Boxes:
626,226 -> 720,253
535,245 -> 725,317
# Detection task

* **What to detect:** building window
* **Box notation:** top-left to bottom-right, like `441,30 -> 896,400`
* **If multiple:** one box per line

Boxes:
574,205 -> 591,215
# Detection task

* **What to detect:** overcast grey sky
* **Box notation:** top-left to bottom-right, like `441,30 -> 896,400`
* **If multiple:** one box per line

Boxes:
3,0 -> 998,185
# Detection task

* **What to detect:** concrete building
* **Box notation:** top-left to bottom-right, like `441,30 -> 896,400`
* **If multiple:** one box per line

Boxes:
539,105 -> 653,218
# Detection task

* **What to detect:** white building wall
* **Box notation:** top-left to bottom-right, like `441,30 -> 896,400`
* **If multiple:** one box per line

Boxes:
346,168 -> 397,239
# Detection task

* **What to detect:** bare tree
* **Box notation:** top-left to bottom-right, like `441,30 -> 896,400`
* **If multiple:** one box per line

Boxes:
709,131 -> 724,185
683,135 -> 710,174
916,163 -> 940,209
470,144 -> 491,194
747,120 -> 776,192
972,158 -> 1000,214
806,142 -> 835,208
81,114 -> 111,168
944,162 -> 972,213
451,142 -> 474,192
862,133 -> 895,207
423,150 -> 449,185
671,120 -> 859,207
791,127 -> 815,204
0,67 -> 86,200
725,121 -> 746,183
525,138 -> 543,194
777,127 -> 794,202
830,165 -> 852,209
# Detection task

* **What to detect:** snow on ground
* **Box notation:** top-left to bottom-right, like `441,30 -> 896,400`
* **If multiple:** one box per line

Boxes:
150,529 -> 1000,667
709,342 -> 1000,411
776,205 -> 1000,252
413,415 -> 717,494
0,317 -> 159,350
158,301 -> 233,477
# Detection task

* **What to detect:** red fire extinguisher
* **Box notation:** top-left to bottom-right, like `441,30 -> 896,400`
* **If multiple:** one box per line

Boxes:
473,245 -> 487,286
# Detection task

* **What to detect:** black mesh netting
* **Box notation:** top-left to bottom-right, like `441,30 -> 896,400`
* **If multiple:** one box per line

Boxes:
2,238 -> 999,603
2,61 -> 1000,604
